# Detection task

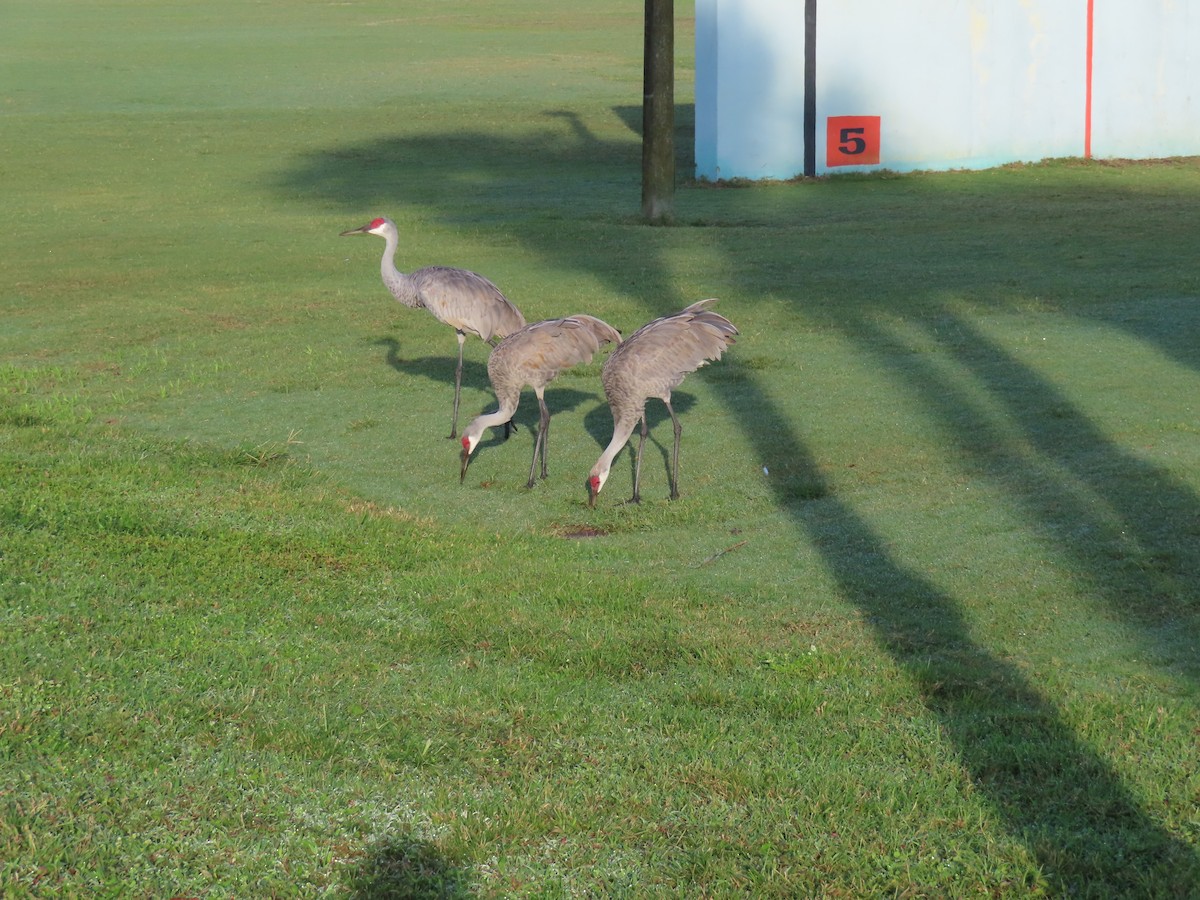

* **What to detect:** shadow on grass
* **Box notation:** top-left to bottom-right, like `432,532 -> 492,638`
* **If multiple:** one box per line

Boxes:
345,834 -> 474,899
718,377 -> 1199,893
374,337 -> 490,392
853,309 -> 1200,638
275,112 -> 1200,890
1087,296 -> 1200,375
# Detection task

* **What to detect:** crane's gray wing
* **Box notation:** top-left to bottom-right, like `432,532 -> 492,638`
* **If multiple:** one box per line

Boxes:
411,266 -> 526,341
489,314 -> 621,390
603,301 -> 737,399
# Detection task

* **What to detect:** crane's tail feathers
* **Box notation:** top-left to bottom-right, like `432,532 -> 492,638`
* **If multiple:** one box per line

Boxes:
681,298 -> 720,314
570,315 -> 623,347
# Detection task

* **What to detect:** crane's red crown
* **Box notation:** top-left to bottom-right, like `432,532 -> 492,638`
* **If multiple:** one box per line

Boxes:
589,474 -> 602,492
461,435 -> 471,451
369,217 -> 387,229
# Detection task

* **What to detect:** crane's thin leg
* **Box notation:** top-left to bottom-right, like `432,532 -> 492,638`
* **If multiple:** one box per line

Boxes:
665,399 -> 682,501
539,398 -> 550,480
630,415 -> 648,504
449,331 -> 467,439
527,394 -> 550,488
526,435 -> 539,489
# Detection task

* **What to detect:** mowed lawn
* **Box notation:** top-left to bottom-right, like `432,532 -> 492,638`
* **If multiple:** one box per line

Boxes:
3,1 -> 1200,896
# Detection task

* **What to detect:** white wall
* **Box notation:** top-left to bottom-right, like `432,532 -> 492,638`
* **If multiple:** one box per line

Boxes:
1092,1 -> 1200,159
694,0 -> 811,180
695,0 -> 1200,179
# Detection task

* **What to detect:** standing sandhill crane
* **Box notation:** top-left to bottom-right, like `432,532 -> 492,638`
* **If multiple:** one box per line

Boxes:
460,315 -> 622,488
588,299 -> 737,507
341,216 -> 526,439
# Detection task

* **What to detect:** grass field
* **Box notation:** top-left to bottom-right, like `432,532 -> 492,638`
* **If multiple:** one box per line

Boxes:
3,1 -> 1200,896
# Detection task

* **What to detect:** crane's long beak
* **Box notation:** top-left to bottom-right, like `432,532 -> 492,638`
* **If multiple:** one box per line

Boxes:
339,224 -> 370,236
459,446 -> 472,484
587,483 -> 598,508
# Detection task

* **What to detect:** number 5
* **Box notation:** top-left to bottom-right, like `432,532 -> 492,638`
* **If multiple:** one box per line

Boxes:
839,127 -> 867,155
826,116 -> 880,167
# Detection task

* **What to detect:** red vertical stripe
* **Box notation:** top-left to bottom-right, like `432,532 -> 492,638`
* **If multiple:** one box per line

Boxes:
1085,0 -> 1094,158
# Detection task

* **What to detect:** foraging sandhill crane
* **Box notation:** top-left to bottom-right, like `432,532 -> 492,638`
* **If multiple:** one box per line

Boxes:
460,314 -> 621,488
588,299 -> 737,507
340,216 -> 526,439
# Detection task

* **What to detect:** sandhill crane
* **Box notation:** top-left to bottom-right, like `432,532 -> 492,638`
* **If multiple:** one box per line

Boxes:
588,299 -> 737,507
460,315 -> 621,488
341,216 -> 526,439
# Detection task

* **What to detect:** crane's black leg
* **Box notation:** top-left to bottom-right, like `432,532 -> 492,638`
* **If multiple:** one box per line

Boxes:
630,415 -> 648,504
449,332 -> 466,439
666,399 -> 682,501
526,439 -> 539,489
527,397 -> 551,489
538,397 -> 551,480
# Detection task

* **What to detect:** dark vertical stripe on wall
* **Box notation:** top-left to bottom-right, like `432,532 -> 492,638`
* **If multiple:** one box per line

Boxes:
804,0 -> 817,176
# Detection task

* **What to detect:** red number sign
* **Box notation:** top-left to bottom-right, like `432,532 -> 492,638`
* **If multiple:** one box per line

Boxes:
826,116 -> 881,167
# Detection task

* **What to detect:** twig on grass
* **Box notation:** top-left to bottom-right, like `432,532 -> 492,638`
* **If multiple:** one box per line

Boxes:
694,539 -> 748,568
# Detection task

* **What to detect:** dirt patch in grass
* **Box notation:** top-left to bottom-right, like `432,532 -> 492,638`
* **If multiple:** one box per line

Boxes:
553,523 -> 609,539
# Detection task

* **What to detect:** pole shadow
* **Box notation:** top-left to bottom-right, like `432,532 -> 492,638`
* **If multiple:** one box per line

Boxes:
1084,296 -> 1200,377
715,375 -> 1200,894
842,310 -> 1200,675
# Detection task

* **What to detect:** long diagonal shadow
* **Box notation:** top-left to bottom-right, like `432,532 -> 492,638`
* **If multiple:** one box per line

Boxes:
718,376 -> 1199,893
836,312 -> 1200,682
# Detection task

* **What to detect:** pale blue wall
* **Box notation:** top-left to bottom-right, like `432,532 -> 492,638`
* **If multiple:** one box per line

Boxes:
1093,1 -> 1200,159
695,0 -> 1200,179
694,0 -> 810,180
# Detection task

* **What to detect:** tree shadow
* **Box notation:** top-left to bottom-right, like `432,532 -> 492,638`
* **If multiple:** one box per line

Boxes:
274,107 -> 1200,890
895,309 -> 1200,657
729,380 -> 1198,893
1085,295 -> 1200,377
345,834 -> 474,899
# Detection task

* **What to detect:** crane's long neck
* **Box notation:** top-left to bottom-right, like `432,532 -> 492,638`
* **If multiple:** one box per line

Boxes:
379,230 -> 422,309
593,415 -> 639,478
463,390 -> 520,447
472,406 -> 515,435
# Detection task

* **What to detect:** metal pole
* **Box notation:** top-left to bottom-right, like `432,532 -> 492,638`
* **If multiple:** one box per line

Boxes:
804,0 -> 817,177
642,0 -> 675,223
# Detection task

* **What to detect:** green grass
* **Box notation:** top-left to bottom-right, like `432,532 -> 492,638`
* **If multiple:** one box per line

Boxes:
3,0 -> 1200,896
